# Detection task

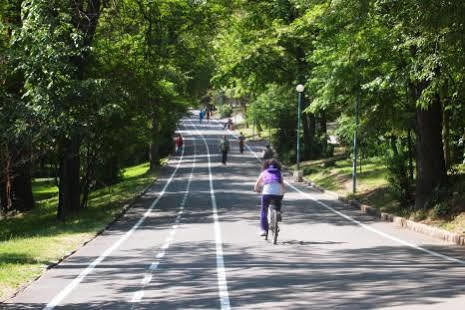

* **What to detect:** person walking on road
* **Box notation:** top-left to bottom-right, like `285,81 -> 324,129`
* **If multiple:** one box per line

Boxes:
254,159 -> 285,236
262,144 -> 274,161
238,132 -> 246,154
223,118 -> 233,130
175,134 -> 183,153
219,135 -> 230,165
199,110 -> 204,123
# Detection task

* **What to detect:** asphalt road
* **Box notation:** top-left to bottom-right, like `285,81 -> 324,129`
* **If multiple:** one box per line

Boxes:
4,115 -> 465,310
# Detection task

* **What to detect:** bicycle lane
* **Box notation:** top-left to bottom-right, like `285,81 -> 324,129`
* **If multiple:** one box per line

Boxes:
208,120 -> 465,309
3,120 -> 198,310
129,120 -> 231,309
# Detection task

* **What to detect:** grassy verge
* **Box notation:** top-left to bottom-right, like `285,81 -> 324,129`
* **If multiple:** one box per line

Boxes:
0,162 -> 159,301
298,156 -> 465,235
234,123 -> 274,142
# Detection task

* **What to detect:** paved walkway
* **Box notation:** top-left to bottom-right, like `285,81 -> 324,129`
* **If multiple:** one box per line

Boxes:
4,115 -> 465,309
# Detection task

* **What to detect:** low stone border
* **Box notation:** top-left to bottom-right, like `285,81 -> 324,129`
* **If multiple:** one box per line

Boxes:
223,115 -> 465,247
303,180 -> 465,247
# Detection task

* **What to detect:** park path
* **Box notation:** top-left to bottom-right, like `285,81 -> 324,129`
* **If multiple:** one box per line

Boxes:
4,114 -> 465,310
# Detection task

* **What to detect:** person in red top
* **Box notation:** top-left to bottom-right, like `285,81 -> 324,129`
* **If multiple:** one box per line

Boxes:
175,134 -> 183,153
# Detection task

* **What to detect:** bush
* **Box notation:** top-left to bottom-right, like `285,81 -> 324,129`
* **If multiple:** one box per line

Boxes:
218,104 -> 233,118
432,202 -> 452,219
386,150 -> 413,208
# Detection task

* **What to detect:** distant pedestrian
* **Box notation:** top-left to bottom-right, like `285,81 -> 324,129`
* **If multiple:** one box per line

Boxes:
223,118 -> 233,130
199,110 -> 204,123
238,132 -> 245,154
262,144 -> 274,162
206,109 -> 210,122
219,135 -> 230,165
175,134 -> 183,153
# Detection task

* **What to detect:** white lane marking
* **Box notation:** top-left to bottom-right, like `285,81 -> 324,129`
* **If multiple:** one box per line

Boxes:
131,129 -> 198,307
43,129 -> 189,310
192,123 -> 231,310
237,130 -> 465,266
149,262 -> 159,271
131,291 -> 144,303
141,274 -> 152,285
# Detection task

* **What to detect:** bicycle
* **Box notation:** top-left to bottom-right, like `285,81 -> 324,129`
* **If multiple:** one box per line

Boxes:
264,198 -> 281,245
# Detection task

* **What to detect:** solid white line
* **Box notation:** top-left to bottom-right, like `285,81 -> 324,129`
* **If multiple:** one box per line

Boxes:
239,133 -> 465,266
43,133 -> 188,310
193,123 -> 231,310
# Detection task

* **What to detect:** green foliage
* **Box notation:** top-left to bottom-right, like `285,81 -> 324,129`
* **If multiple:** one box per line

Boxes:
247,84 -> 297,161
386,149 -> 413,208
218,104 -> 233,118
0,162 -> 157,300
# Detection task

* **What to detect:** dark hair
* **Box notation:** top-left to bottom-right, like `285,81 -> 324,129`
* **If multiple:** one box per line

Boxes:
262,159 -> 281,171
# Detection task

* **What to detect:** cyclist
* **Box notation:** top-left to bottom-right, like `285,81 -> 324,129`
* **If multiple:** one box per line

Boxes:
254,159 -> 285,236
238,132 -> 245,154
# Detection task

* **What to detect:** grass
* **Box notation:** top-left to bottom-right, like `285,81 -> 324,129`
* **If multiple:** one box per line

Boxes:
234,123 -> 274,142
0,162 -> 159,301
299,155 -> 465,235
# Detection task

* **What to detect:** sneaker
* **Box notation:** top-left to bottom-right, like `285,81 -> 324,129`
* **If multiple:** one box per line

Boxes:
259,230 -> 267,237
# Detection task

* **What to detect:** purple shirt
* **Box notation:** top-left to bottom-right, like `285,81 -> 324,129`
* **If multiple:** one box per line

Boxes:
261,166 -> 282,185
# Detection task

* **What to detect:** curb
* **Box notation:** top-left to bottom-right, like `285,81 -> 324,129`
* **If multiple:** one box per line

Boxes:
302,179 -> 465,247
1,174 -> 158,304
218,114 -> 465,247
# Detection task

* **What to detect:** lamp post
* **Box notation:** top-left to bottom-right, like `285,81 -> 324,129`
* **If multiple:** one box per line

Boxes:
295,84 -> 305,182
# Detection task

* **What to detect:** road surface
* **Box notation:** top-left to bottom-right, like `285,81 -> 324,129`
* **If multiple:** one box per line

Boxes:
4,115 -> 465,309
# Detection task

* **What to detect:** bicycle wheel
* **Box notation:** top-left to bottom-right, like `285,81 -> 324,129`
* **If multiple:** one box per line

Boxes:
270,208 -> 279,244
265,207 -> 271,241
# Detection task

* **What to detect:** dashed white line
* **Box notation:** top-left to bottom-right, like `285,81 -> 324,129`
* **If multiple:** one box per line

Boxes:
42,129 -> 188,310
149,262 -> 159,271
130,127 -> 198,307
141,274 -> 152,285
131,291 -> 144,303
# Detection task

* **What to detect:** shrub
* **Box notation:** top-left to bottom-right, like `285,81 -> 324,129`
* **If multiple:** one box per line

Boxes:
218,104 -> 233,118
386,150 -> 413,208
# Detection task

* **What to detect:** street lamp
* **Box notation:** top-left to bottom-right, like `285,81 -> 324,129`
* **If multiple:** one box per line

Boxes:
294,84 -> 304,182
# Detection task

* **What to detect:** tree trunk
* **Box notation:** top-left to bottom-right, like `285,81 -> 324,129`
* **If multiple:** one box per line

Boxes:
149,116 -> 161,170
0,152 -> 12,214
302,111 -> 316,160
415,94 -> 447,209
390,136 -> 398,157
320,111 -> 328,155
57,136 -> 81,220
442,103 -> 450,170
10,145 -> 35,212
407,128 -> 414,182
